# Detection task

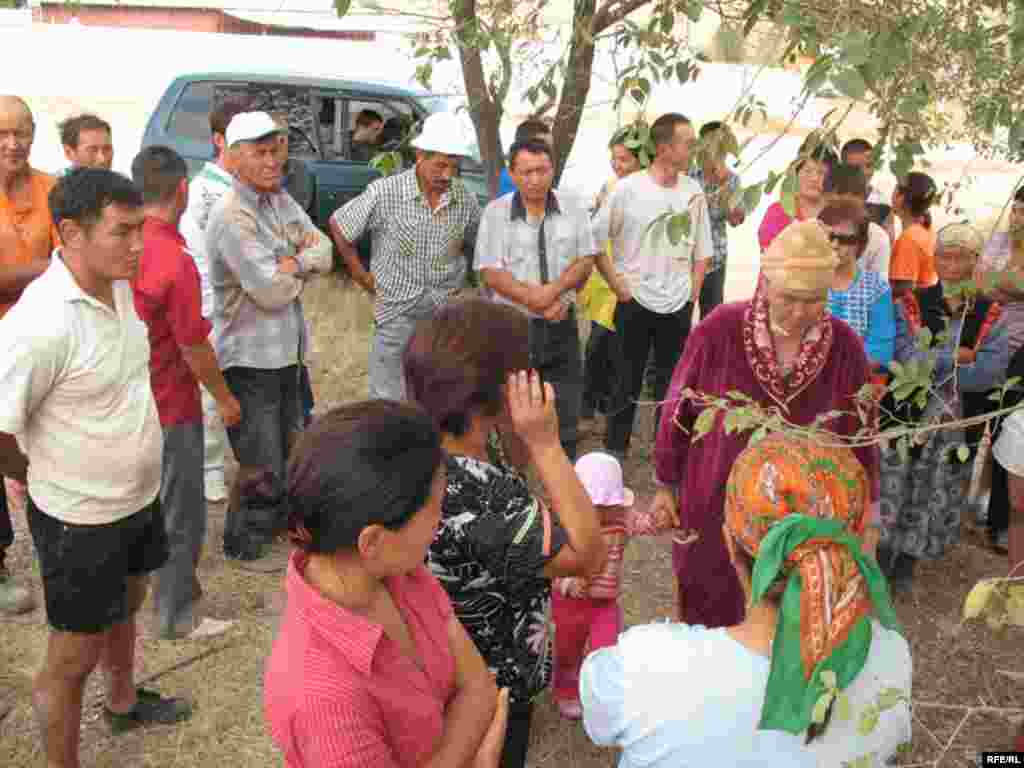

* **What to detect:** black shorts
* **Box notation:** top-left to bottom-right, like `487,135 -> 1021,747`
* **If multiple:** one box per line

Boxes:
27,496 -> 169,634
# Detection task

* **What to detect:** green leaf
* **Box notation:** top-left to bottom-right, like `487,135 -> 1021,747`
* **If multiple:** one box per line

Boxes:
667,212 -> 691,245
717,23 -> 745,62
675,61 -> 691,83
841,31 -> 872,66
692,406 -> 717,440
820,669 -> 837,690
835,691 -> 852,722
749,426 -> 768,445
742,184 -> 763,214
833,68 -> 867,100
334,0 -> 352,16
915,326 -> 933,350
876,688 -> 907,712
887,360 -> 905,379
812,690 -> 834,724
858,705 -> 880,736
896,436 -> 910,463
780,171 -> 798,217
957,444 -> 970,463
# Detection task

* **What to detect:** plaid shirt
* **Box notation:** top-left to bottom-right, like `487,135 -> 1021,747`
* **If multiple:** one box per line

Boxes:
331,168 -> 482,325
689,168 -> 740,272
205,179 -> 332,371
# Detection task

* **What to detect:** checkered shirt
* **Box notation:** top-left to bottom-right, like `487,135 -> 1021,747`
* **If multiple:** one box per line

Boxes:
689,168 -> 740,272
205,179 -> 333,371
331,168 -> 482,325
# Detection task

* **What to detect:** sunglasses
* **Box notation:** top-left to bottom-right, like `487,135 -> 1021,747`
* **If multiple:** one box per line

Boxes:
829,231 -> 864,246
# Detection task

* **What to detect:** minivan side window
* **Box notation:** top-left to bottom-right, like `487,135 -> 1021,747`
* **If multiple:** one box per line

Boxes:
210,83 -> 321,158
316,97 -> 416,163
168,81 -> 215,145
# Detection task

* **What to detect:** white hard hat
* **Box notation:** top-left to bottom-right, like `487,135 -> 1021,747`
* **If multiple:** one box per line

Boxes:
225,111 -> 282,147
410,112 -> 477,158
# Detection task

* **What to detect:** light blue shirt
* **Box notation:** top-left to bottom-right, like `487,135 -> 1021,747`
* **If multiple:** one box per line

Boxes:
580,621 -> 911,768
827,269 -> 895,366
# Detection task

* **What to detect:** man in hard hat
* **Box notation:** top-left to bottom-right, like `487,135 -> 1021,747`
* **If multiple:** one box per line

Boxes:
329,111 -> 482,400
204,111 -> 333,561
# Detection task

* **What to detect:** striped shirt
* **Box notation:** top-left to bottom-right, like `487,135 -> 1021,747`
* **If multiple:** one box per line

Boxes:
264,554 -> 456,768
205,179 -> 332,371
331,168 -> 482,325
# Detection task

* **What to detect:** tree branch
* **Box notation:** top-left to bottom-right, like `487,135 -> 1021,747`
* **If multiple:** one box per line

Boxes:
594,0 -> 655,31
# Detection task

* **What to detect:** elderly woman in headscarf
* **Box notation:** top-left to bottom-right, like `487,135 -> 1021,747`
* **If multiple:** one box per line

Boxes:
653,220 -> 881,630
878,222 -> 1009,590
582,435 -> 911,767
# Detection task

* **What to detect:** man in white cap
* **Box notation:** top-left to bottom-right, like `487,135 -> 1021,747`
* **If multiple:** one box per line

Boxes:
329,111 -> 482,400
204,111 -> 333,561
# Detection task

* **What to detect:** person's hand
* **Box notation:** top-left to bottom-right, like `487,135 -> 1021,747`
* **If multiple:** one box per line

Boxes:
278,256 -> 301,276
528,284 -> 561,315
301,232 -> 320,250
507,370 -> 560,456
651,487 -> 679,530
956,347 -> 977,365
728,207 -> 746,227
542,300 -> 569,323
357,271 -> 376,296
473,688 -> 510,768
218,393 -> 242,428
612,277 -> 633,304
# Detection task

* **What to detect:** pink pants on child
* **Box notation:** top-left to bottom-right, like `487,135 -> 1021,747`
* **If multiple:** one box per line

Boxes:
551,591 -> 624,703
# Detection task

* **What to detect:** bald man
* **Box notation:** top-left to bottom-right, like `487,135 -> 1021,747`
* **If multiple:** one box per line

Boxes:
0,95 -> 57,619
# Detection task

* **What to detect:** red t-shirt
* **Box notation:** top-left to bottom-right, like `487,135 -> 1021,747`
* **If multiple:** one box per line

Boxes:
131,217 -> 211,427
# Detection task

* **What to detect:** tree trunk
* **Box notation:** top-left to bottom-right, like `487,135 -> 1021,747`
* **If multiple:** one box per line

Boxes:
455,0 -> 504,198
551,0 -> 598,185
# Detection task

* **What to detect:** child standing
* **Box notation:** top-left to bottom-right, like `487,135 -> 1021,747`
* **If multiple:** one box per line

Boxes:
551,451 -> 677,719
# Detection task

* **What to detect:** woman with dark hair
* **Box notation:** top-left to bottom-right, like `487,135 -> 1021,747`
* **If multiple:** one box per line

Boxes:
582,435 -> 911,767
264,400 -> 508,768
819,200 -> 896,367
579,130 -> 643,431
889,172 -> 939,300
404,297 -> 607,768
757,137 -> 838,252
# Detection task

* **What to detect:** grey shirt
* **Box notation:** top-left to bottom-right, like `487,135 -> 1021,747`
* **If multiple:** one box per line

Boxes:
476,190 -> 598,318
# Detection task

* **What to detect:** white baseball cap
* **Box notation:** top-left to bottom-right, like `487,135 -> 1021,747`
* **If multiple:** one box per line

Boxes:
410,112 -> 477,158
225,111 -> 282,147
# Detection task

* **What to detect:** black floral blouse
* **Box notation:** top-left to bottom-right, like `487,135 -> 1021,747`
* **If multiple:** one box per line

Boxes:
428,453 -> 568,704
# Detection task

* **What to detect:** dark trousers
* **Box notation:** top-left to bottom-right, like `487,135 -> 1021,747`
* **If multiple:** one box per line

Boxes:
223,365 -> 304,555
0,479 -> 10,567
699,267 -> 726,320
606,299 -> 693,454
581,322 -> 621,420
529,309 -> 582,461
500,700 -> 534,768
299,364 -> 315,427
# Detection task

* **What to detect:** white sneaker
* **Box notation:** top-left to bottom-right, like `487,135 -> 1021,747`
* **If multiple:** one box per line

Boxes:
185,618 -> 236,639
205,472 -> 228,503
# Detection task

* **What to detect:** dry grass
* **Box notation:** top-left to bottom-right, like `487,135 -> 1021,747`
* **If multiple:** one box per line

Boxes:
2,284 -> 1022,768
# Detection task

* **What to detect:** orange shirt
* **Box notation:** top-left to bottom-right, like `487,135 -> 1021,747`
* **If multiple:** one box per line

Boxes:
889,222 -> 938,288
0,169 -> 58,318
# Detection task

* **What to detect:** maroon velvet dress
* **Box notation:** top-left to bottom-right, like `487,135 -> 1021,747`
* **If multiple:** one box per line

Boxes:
654,294 -> 880,628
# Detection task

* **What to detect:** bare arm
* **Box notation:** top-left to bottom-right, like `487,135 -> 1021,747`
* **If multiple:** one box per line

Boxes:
328,217 -> 375,294
180,341 -> 241,427
595,248 -> 632,303
556,255 -> 594,293
691,258 -> 708,308
423,616 -> 499,768
0,432 -> 27,484
1009,473 -> 1024,514
480,268 -> 558,315
504,371 -> 606,578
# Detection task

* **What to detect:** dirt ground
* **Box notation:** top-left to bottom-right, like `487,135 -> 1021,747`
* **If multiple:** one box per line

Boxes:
1,278 -> 1022,767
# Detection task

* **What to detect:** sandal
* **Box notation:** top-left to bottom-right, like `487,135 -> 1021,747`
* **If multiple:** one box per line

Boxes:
104,687 -> 192,734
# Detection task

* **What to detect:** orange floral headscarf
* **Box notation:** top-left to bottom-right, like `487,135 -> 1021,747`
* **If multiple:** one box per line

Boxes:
724,434 -> 900,734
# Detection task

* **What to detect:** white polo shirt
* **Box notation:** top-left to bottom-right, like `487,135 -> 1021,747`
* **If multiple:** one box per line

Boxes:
0,253 -> 163,525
